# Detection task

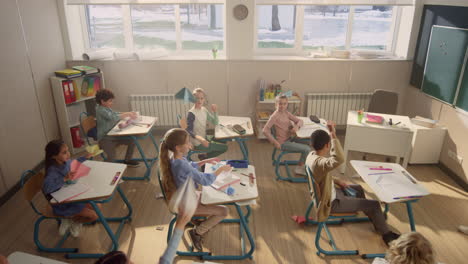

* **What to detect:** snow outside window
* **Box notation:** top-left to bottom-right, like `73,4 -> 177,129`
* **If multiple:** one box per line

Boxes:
303,5 -> 349,50
257,5 -> 297,49
131,5 -> 176,50
350,6 -> 394,50
84,4 -> 223,52
86,5 -> 125,49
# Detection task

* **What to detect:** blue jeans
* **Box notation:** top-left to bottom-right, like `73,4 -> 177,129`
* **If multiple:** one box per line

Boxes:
281,138 -> 311,164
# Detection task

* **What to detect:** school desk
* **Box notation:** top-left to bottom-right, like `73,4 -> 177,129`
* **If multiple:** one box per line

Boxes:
215,116 -> 254,161
340,111 -> 414,174
51,160 -> 131,259
170,163 -> 258,261
107,115 -> 158,180
203,163 -> 257,260
350,160 -> 430,258
295,116 -> 328,139
351,160 -> 429,230
8,251 -> 68,264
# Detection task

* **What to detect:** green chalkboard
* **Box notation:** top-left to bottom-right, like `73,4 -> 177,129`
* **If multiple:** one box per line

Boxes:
422,26 -> 468,104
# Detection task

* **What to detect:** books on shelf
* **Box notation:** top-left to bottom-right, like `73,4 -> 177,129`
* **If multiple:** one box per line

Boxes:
62,80 -> 81,104
366,114 -> 384,124
55,69 -> 82,79
81,75 -> 101,97
70,127 -> 83,148
257,111 -> 272,120
72,65 -> 100,74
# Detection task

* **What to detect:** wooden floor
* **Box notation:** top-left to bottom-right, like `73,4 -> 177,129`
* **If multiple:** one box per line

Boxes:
1,134 -> 467,264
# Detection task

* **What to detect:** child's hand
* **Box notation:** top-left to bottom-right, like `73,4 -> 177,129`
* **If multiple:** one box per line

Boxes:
327,121 -> 336,137
291,125 -> 299,133
200,138 -> 210,148
205,157 -> 221,164
130,112 -> 138,119
215,165 -> 232,176
85,152 -> 94,159
274,142 -> 282,150
211,104 -> 218,113
65,171 -> 75,181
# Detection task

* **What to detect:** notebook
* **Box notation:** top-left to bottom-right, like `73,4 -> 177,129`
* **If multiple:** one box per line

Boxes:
51,182 -> 91,203
55,69 -> 82,79
211,171 -> 240,190
366,114 -> 384,124
70,160 -> 91,180
72,65 -> 99,74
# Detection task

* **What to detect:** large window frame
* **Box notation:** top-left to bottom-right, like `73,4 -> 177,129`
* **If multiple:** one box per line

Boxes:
255,4 -> 402,56
76,3 -> 225,56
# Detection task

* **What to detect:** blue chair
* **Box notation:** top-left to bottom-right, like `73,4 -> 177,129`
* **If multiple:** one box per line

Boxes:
270,127 -> 307,183
21,170 -> 78,254
304,166 -> 374,257
79,112 -> 106,160
177,114 -> 207,161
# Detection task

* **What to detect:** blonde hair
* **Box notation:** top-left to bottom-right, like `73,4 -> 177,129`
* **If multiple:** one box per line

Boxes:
192,87 -> 205,96
159,128 -> 189,201
386,232 -> 435,264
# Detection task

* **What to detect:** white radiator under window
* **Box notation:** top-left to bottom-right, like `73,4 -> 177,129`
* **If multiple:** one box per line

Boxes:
306,92 -> 372,125
129,94 -> 191,127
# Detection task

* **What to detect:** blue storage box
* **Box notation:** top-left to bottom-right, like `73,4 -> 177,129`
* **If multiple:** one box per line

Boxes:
227,160 -> 248,168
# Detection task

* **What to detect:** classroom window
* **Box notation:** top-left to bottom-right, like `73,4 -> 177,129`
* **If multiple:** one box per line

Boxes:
180,4 -> 224,50
303,5 -> 349,50
256,4 -> 400,54
83,4 -> 224,53
350,6 -> 394,50
257,5 -> 297,49
86,5 -> 125,49
131,5 -> 177,50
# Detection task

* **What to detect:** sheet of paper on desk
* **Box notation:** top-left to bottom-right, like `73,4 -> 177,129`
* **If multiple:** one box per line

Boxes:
211,171 -> 240,190
377,173 -> 427,198
51,182 -> 91,202
70,160 -> 91,180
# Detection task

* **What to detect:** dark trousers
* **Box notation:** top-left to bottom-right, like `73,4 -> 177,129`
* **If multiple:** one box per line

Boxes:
331,184 -> 390,234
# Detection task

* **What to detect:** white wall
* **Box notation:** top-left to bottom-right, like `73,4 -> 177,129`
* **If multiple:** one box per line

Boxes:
0,0 -> 66,194
68,59 -> 411,118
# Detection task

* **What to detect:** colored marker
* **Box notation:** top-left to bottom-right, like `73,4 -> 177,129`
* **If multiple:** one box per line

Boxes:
368,171 -> 394,176
110,172 -> 121,185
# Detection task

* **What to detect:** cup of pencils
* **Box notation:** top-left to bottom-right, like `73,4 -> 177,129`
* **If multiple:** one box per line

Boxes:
357,109 -> 364,123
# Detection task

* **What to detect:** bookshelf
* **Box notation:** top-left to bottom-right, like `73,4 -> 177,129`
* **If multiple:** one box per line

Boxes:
255,95 -> 302,139
50,72 -> 104,154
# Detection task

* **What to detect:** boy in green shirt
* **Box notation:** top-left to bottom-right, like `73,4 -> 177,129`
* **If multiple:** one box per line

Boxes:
96,89 -> 139,167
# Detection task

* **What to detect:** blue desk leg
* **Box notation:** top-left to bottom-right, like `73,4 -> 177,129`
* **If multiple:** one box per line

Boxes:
122,134 -> 158,181
202,204 -> 255,261
237,139 -> 249,161
66,186 -> 132,259
405,200 -> 418,232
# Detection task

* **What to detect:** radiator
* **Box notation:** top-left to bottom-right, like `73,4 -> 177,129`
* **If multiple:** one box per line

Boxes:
129,94 -> 191,127
306,92 -> 372,125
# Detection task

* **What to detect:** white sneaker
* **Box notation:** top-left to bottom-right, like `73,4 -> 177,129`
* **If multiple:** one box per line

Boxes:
59,219 -> 71,236
458,225 -> 468,235
70,221 -> 82,237
295,166 -> 306,175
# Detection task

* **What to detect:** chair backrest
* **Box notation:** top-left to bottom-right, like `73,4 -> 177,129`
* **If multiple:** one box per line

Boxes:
368,89 -> 398,115
157,170 -> 168,202
305,166 -> 321,209
21,170 -> 45,215
80,112 -> 98,144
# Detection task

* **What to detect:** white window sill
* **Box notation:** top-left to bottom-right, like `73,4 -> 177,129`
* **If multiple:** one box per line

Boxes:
71,54 -> 408,62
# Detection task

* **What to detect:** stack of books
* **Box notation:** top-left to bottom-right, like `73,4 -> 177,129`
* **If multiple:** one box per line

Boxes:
55,69 -> 82,79
72,65 -> 100,74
